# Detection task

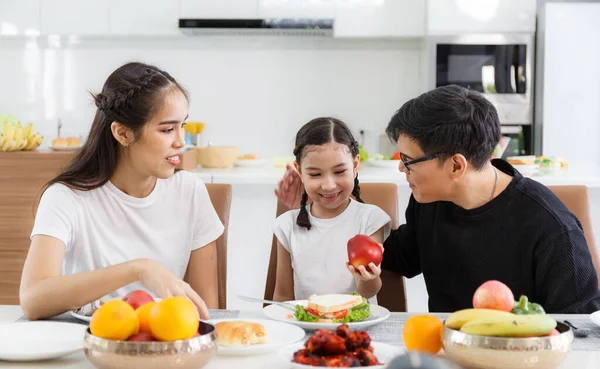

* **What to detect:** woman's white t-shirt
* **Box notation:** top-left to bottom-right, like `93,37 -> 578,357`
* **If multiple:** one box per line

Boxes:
30,171 -> 224,298
272,199 -> 391,301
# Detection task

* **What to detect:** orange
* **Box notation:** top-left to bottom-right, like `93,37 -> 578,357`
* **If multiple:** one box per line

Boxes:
136,301 -> 157,334
149,296 -> 199,341
90,300 -> 139,340
403,315 -> 444,355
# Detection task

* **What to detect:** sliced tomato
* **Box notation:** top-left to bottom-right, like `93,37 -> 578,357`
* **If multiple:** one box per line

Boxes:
306,308 -> 319,316
333,309 -> 348,319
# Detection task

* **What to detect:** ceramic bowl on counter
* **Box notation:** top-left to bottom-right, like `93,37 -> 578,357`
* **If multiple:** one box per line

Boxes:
195,146 -> 239,168
442,322 -> 573,369
83,321 -> 217,369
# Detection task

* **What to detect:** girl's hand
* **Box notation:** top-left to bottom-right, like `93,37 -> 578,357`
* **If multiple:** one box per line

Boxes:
347,262 -> 382,281
137,259 -> 210,319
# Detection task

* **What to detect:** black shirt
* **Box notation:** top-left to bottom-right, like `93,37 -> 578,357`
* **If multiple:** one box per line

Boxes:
382,159 -> 600,313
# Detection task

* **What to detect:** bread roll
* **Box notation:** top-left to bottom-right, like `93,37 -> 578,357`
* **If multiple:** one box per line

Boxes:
215,321 -> 268,347
52,138 -> 68,147
66,137 -> 82,146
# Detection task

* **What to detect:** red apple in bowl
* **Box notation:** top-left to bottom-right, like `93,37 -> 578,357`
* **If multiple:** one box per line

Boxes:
123,290 -> 155,310
347,234 -> 383,271
472,280 -> 515,312
127,332 -> 156,342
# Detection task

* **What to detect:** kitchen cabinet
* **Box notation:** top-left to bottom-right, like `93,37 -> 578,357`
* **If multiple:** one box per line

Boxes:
334,0 -> 425,38
542,2 -> 600,168
41,0 -> 110,35
427,0 -> 536,34
0,0 -> 40,36
258,0 -> 336,19
109,0 -> 179,35
180,0 -> 259,19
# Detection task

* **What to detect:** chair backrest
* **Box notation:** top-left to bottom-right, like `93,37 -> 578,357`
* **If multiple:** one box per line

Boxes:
547,185 -> 600,286
263,183 -> 408,312
205,183 -> 233,309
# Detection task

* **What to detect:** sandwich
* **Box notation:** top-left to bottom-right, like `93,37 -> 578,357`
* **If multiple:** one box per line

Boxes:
294,293 -> 371,323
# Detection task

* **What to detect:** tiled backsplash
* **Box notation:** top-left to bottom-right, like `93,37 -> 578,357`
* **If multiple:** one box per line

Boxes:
0,36 -> 423,157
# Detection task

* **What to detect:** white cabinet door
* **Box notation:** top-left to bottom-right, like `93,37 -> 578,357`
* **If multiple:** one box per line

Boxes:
427,0 -> 536,35
0,0 -> 40,36
258,0 -> 336,19
41,0 -> 110,35
335,0 -> 425,38
180,0 -> 258,19
109,0 -> 179,35
542,3 -> 600,167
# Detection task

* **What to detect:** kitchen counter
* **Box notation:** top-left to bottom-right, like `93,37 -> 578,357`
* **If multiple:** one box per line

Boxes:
193,162 -> 600,187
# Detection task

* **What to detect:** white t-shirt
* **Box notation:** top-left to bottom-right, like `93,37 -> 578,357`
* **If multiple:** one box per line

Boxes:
30,171 -> 224,299
272,199 -> 391,301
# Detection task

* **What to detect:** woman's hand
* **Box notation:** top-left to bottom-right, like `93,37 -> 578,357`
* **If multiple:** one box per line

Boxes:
138,259 -> 210,319
274,164 -> 307,209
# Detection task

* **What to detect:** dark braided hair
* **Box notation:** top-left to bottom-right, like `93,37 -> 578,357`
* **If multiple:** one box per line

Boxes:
294,117 -> 364,230
44,62 -> 188,191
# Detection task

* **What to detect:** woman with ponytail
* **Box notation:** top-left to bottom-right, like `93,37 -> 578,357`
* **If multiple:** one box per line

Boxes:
20,62 -> 223,320
272,117 -> 391,303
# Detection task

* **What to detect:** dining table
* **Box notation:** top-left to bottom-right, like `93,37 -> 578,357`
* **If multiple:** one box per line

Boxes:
1,305 -> 599,368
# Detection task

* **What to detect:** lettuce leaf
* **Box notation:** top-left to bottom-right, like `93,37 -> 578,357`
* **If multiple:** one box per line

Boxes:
333,297 -> 370,323
294,304 -> 318,322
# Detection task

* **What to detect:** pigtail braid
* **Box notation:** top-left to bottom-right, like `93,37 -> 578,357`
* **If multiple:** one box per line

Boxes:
352,176 -> 364,203
296,191 -> 312,230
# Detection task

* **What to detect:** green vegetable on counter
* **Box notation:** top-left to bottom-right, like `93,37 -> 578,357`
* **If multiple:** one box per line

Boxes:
511,295 -> 546,315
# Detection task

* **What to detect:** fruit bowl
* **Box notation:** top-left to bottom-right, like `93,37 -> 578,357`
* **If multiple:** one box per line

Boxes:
83,321 -> 217,369
442,322 -> 573,369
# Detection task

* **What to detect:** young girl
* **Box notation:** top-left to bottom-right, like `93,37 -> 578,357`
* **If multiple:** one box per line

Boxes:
272,117 -> 391,303
19,62 -> 223,320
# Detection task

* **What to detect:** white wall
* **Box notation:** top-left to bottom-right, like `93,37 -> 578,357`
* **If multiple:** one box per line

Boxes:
0,36 -> 423,157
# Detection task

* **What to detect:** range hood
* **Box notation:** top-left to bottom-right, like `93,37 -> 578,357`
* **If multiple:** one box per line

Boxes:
179,18 -> 334,36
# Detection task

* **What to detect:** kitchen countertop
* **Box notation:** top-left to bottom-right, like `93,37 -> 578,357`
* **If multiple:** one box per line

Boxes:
193,162 -> 600,187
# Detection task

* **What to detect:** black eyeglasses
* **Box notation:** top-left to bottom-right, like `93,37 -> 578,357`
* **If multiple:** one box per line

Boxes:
400,153 -> 441,171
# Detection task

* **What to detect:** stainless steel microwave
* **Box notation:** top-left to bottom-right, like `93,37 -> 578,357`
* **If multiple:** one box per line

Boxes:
427,34 -> 535,125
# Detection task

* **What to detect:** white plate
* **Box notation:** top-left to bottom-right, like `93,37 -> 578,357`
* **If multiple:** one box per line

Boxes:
263,300 -> 390,331
234,158 -> 267,167
368,159 -> 401,169
590,311 -> 600,327
70,310 -> 92,322
207,318 -> 306,356
0,321 -> 86,361
278,341 -> 403,368
49,145 -> 82,151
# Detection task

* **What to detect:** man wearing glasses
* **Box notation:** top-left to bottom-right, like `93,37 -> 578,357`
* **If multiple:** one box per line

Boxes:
275,85 -> 600,313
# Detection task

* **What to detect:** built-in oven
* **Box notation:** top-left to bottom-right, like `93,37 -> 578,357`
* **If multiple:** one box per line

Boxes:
427,34 -> 536,156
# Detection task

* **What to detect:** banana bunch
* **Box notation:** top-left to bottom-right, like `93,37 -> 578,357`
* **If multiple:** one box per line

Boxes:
0,116 -> 44,152
446,308 -> 557,337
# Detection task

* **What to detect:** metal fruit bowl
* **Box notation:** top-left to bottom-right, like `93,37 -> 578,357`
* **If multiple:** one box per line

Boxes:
442,322 -> 573,369
83,321 -> 217,369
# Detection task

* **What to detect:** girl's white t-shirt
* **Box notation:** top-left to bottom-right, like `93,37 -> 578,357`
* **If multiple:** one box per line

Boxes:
30,171 -> 224,298
272,199 -> 391,301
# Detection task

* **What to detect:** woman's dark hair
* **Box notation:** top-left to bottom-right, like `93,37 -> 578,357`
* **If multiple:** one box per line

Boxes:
385,84 -> 501,170
46,61 -> 188,191
293,117 -> 363,230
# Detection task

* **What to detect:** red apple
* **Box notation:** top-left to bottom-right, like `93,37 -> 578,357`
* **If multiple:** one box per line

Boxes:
193,332 -> 201,338
123,290 -> 154,310
472,280 -> 515,312
127,332 -> 156,342
548,329 -> 560,336
347,234 -> 383,271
